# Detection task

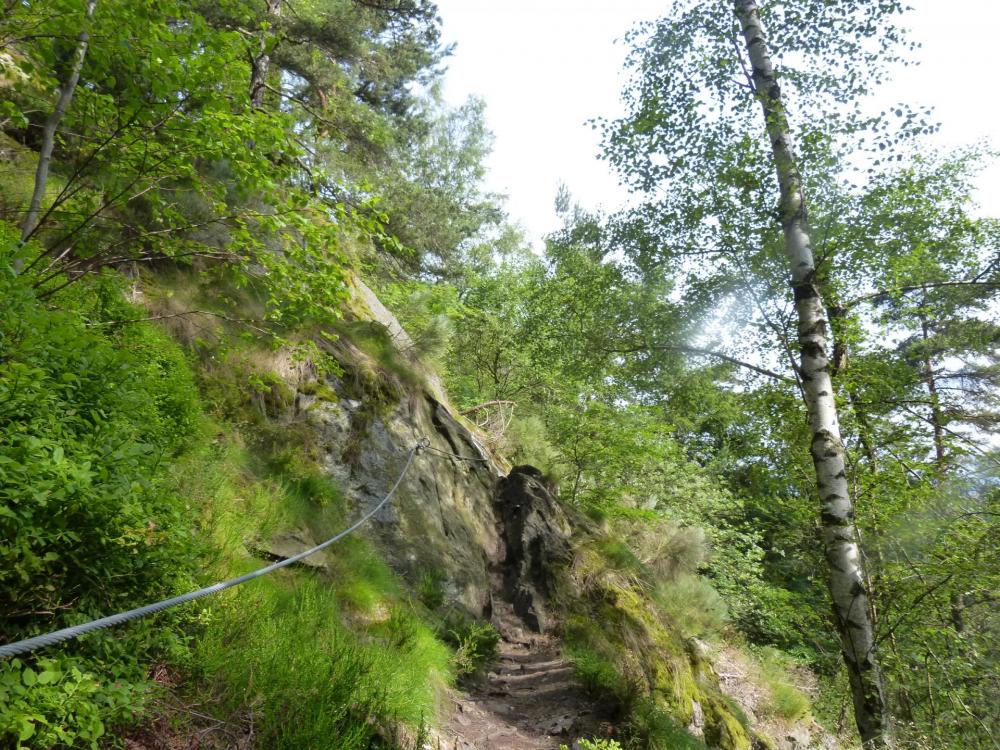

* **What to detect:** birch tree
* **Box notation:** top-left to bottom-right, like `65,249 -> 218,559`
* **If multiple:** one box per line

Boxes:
19,0 -> 96,248
601,1 -> 932,745
734,4 -> 888,743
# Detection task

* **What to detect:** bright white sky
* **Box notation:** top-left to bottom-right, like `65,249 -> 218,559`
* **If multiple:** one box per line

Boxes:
434,0 -> 1000,246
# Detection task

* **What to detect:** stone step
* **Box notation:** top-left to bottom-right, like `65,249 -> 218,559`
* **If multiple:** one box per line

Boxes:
496,652 -> 564,667
496,659 -> 572,675
492,667 -> 575,687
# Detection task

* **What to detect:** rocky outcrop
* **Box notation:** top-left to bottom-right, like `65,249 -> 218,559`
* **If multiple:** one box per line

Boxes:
299,384 -> 504,616
296,390 -> 576,626
271,278 -> 579,622
495,466 -> 572,633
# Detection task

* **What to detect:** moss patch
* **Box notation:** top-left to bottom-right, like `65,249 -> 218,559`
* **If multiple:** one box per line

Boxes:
559,539 -> 750,749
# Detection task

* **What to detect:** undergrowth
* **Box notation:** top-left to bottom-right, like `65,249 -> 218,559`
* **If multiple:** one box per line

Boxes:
440,614 -> 500,676
164,359 -> 454,749
752,647 -> 811,722
0,249 -> 457,748
0,245 -> 201,748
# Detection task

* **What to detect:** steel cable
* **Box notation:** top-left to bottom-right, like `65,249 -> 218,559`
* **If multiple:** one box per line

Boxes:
0,445 -> 419,659
421,443 -> 492,463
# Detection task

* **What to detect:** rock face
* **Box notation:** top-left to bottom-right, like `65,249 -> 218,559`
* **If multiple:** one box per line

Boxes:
494,466 -> 572,633
268,277 -> 577,622
300,385 -> 505,616
296,389 -> 575,625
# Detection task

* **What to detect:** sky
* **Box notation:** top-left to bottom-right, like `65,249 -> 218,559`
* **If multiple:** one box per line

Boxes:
433,0 -> 1000,246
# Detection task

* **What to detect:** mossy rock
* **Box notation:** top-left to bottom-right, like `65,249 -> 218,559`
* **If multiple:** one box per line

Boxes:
298,378 -> 339,403
649,658 -> 700,724
751,730 -> 780,750
565,539 -> 762,750
703,695 -> 752,750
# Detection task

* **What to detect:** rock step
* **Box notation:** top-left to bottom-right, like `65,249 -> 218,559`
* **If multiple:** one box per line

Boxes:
495,659 -> 566,671
492,666 -> 576,688
497,649 -> 564,660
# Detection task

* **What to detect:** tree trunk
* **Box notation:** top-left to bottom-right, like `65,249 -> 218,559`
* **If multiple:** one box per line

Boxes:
249,0 -> 282,109
918,308 -> 947,469
19,0 -> 97,252
734,3 -> 893,747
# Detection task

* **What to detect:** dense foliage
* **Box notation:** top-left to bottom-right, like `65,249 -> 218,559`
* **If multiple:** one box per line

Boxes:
0,0 -> 498,746
1,0 -> 998,748
0,232 -> 201,745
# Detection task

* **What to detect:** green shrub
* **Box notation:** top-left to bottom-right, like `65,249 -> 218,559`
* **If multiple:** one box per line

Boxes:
571,645 -> 630,701
633,702 -> 708,750
561,739 -> 624,750
734,584 -> 833,662
440,614 -> 500,675
599,539 -> 644,571
502,414 -> 562,477
416,568 -> 447,611
0,657 -> 143,750
617,519 -> 706,581
0,244 -> 204,746
563,616 -> 633,707
767,682 -> 810,722
654,574 -> 728,638
0,269 -> 201,622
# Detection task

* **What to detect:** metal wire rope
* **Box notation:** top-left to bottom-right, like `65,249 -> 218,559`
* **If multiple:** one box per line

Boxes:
0,444 -> 420,659
420,443 -> 492,463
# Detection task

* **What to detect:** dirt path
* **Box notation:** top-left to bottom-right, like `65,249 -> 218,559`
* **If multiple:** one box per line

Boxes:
436,591 -> 603,750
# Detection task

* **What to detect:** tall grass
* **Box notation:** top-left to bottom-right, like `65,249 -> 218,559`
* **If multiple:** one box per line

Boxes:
654,574 -> 728,639
193,578 -> 450,749
167,427 -> 454,748
753,647 -> 811,721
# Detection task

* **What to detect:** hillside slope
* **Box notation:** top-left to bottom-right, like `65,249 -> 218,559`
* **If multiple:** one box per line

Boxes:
156,271 -> 828,750
0,243 -> 839,748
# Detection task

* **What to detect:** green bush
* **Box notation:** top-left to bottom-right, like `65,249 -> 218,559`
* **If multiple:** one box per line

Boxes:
440,614 -> 500,675
571,644 -> 631,702
0,657 -> 144,749
599,539 -> 644,571
631,702 -> 708,750
0,264 -> 201,620
563,616 -> 633,708
654,574 -> 728,638
0,242 -> 204,746
754,647 -> 811,721
561,739 -> 624,750
416,568 -> 447,610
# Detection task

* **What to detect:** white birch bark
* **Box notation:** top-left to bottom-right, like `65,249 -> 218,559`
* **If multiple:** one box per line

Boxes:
19,0 -> 97,250
734,2 -> 892,747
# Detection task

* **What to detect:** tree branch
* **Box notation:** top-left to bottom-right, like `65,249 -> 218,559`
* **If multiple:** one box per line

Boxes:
846,280 -> 1000,309
610,342 -> 795,383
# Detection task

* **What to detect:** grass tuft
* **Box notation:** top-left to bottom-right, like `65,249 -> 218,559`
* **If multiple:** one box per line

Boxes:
654,574 -> 728,639
753,647 -> 811,721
